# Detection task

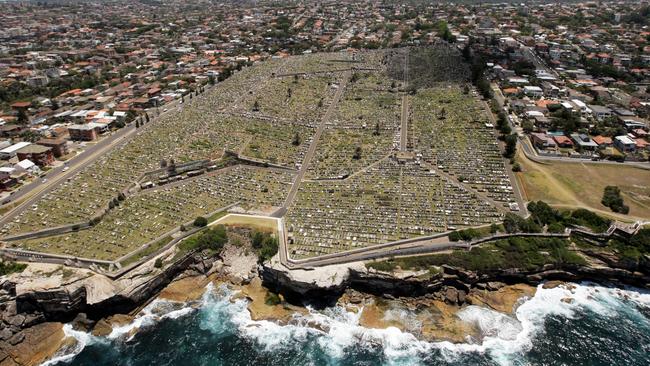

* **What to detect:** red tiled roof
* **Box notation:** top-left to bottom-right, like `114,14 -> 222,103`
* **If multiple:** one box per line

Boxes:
10,101 -> 31,108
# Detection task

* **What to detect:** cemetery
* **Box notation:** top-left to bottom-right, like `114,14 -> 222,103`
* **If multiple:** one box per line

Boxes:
0,47 -> 520,262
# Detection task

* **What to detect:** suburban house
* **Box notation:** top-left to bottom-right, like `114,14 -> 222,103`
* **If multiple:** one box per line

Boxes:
592,135 -> 613,148
614,135 -> 636,153
524,86 -> 543,98
14,159 -> 40,175
531,132 -> 557,150
570,133 -> 599,151
0,167 -> 15,180
553,135 -> 574,148
0,124 -> 24,138
635,138 -> 650,151
588,104 -> 613,121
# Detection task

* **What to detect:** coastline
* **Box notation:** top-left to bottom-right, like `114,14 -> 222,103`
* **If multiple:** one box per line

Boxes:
1,236 -> 649,365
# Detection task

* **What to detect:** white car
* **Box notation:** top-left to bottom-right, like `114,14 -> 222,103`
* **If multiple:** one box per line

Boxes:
62,166 -> 69,172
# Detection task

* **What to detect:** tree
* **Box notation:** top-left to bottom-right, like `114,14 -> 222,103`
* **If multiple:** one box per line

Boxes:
522,120 -> 534,134
50,99 -> 59,110
193,216 -> 208,227
437,21 -> 456,43
527,201 -> 559,226
160,159 -> 167,168
126,109 -> 137,123
135,119 -> 140,128
504,134 -> 517,158
250,230 -> 279,263
208,75 -> 216,85
17,109 -> 28,124
292,132 -> 301,146
352,146 -> 362,160
252,100 -> 260,112
373,122 -> 381,136
154,258 -> 163,268
503,213 -> 541,233
20,130 -> 40,142
145,113 -> 150,123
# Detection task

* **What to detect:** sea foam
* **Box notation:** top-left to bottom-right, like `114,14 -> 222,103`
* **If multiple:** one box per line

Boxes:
42,281 -> 650,366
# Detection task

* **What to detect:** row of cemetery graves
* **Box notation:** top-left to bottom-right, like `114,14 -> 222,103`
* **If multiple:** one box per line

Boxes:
285,159 -> 502,259
11,166 -> 293,260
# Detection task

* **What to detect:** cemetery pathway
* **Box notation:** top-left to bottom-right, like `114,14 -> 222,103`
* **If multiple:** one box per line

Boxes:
400,95 -> 409,152
280,71 -> 351,214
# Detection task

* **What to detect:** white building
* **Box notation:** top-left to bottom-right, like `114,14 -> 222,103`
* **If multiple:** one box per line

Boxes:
14,159 -> 40,174
0,142 -> 31,160
523,86 -> 543,98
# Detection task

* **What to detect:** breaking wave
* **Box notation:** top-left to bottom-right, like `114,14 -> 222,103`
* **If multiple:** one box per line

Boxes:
43,282 -> 650,366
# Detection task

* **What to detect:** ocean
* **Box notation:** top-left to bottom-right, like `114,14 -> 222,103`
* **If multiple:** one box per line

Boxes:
44,283 -> 650,366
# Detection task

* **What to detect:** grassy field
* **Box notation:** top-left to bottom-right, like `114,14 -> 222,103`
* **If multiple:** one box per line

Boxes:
516,152 -> 650,220
211,214 -> 279,234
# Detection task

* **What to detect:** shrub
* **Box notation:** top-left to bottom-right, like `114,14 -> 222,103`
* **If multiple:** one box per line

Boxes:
448,228 -> 480,241
193,216 -> 208,227
179,225 -> 228,252
570,208 -> 610,232
250,230 -> 279,262
601,186 -> 629,214
154,258 -> 163,268
264,292 -> 282,306
547,222 -> 565,233
503,213 -> 541,233
0,260 -> 27,276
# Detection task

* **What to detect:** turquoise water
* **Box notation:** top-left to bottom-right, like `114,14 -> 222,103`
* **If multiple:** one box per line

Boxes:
45,283 -> 650,366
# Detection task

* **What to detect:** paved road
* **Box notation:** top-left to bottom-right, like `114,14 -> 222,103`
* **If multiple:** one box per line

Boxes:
518,42 -> 559,78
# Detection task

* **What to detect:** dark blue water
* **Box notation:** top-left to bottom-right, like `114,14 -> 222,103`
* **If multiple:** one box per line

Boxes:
46,283 -> 650,366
